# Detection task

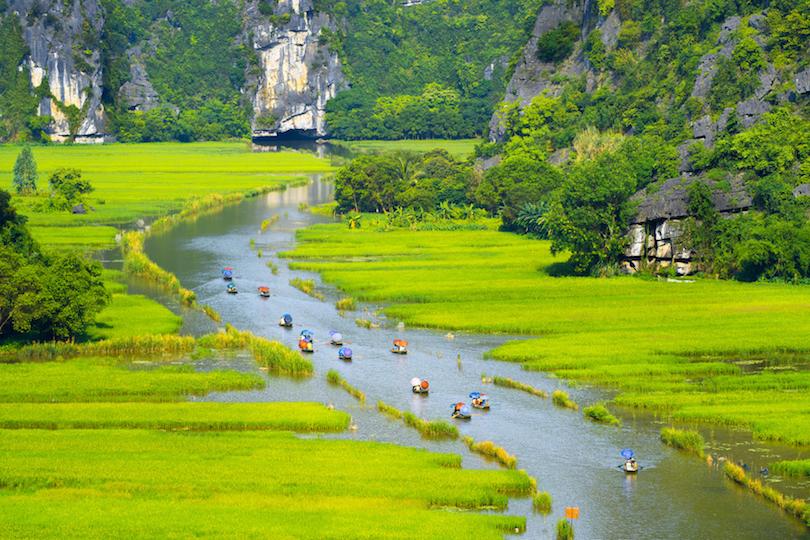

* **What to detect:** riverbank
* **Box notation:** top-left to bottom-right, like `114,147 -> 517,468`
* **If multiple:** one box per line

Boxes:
284,217 -> 810,523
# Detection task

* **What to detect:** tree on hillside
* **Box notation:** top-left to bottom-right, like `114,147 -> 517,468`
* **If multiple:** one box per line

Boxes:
12,146 -> 38,194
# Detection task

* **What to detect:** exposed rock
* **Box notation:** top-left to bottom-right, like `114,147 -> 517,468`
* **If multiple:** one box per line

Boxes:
633,175 -> 752,223
599,10 -> 621,51
8,0 -> 107,142
736,97 -> 771,128
117,47 -> 159,112
795,67 -> 810,95
748,13 -> 766,32
478,155 -> 502,171
794,184 -> 810,198
71,204 -> 87,215
246,0 -> 346,139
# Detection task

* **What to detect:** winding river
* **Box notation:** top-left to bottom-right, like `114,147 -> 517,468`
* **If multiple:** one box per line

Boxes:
141,177 -> 809,539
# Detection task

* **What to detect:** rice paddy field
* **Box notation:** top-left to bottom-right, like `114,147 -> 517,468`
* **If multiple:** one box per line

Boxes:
0,142 -> 334,250
331,139 -> 480,157
284,223 -> 810,449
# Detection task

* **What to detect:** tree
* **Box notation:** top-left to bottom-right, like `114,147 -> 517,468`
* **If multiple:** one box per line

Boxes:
0,190 -> 37,257
48,168 -> 94,211
12,146 -> 38,194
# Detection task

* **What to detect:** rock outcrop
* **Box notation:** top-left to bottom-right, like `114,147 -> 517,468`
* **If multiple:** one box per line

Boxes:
245,0 -> 345,140
8,0 -> 107,142
623,176 -> 753,275
117,46 -> 159,112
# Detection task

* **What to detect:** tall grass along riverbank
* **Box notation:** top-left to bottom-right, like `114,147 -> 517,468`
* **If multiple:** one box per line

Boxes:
0,430 -> 531,538
377,401 -> 459,440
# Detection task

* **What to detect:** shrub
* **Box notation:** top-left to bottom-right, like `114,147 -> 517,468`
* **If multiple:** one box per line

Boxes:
660,427 -> 705,457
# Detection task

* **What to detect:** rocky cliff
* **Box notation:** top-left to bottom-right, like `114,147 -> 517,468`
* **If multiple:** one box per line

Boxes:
245,0 -> 345,140
8,0 -> 107,142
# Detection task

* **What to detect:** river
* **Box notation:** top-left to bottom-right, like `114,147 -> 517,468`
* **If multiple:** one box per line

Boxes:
142,177 -> 809,539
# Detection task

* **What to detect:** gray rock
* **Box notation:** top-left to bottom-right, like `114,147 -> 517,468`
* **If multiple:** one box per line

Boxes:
247,0 -> 346,139
72,204 -> 87,215
9,0 -> 107,142
118,47 -> 159,112
736,98 -> 771,128
795,67 -> 810,94
794,184 -> 810,198
632,175 -> 752,223
599,10 -> 621,51
748,13 -> 766,32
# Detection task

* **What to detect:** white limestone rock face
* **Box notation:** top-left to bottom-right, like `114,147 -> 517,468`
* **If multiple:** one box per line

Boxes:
247,0 -> 345,139
9,0 -> 107,142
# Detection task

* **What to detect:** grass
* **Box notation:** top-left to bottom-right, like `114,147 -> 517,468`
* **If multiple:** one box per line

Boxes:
0,429 -> 531,537
551,390 -> 578,411
0,402 -> 350,432
556,518 -> 575,540
284,223 -> 810,446
2,142 -> 333,250
3,334 -> 197,363
492,376 -> 548,398
87,292 -> 183,340
326,369 -> 366,403
0,358 -> 264,402
331,139 -> 481,158
121,231 -> 197,306
266,260 -> 280,274
377,401 -> 459,440
335,296 -> 357,311
260,215 -> 280,231
770,460 -> 810,478
660,427 -> 705,457
198,325 -> 314,377
583,403 -> 621,426
290,277 -> 325,300
724,462 -> 809,526
463,436 -> 518,469
532,491 -> 552,514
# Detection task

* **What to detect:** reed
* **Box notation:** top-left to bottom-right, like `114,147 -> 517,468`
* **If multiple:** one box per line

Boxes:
403,412 -> 459,440
250,336 -> 313,377
335,297 -> 357,311
532,491 -> 552,514
492,376 -> 548,398
377,400 -> 403,419
552,390 -> 578,410
326,369 -> 366,403
2,334 -> 197,363
770,459 -> 810,478
355,318 -> 375,329
556,519 -> 574,540
462,436 -> 518,469
266,261 -> 280,274
202,304 -> 222,323
583,403 -> 621,426
724,462 -> 809,525
260,215 -> 280,232
660,427 -> 705,457
290,277 -> 325,300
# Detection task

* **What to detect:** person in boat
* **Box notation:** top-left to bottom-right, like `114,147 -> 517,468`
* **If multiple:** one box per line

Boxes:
298,330 -> 314,352
624,458 -> 639,472
279,313 -> 293,327
451,402 -> 471,419
330,331 -> 343,345
469,392 -> 489,409
222,267 -> 233,280
258,286 -> 270,297
411,378 -> 429,394
338,347 -> 352,360
226,283 -> 237,294
391,339 -> 408,354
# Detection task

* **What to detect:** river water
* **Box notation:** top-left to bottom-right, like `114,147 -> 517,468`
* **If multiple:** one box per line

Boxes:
142,178 -> 809,539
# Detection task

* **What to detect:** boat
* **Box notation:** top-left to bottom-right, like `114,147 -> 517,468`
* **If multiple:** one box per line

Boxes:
299,329 -> 314,353
330,331 -> 343,346
620,448 -> 639,473
279,313 -> 293,327
391,339 -> 408,355
222,267 -> 233,280
410,377 -> 429,394
450,402 -> 471,420
226,283 -> 238,294
258,286 -> 270,298
338,346 -> 353,361
469,391 -> 490,410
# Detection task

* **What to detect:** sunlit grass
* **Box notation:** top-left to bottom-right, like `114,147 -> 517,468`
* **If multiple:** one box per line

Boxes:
552,390 -> 578,411
87,293 -> 182,340
660,427 -> 705,457
326,369 -> 366,403
724,462 -> 809,526
463,436 -> 518,469
583,403 -> 620,426
285,223 -> 810,445
0,429 -> 530,537
492,376 -> 548,399
770,460 -> 810,478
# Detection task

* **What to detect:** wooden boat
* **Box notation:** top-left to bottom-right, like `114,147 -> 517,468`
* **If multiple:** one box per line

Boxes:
469,391 -> 490,410
338,347 -> 353,361
391,339 -> 408,355
258,286 -> 270,298
330,331 -> 343,346
622,460 -> 639,473
450,402 -> 471,420
298,339 -> 314,353
226,283 -> 238,294
411,377 -> 429,394
222,267 -> 233,280
279,313 -> 293,327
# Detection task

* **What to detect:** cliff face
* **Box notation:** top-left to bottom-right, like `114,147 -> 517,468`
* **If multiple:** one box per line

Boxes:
9,0 -> 107,142
246,0 -> 345,139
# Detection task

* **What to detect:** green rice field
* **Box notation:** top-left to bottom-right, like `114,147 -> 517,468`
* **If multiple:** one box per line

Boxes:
0,429 -> 530,539
1,142 -> 334,249
285,223 -> 810,447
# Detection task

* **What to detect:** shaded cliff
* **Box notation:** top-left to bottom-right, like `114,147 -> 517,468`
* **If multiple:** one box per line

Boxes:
245,0 -> 345,139
8,0 -> 107,142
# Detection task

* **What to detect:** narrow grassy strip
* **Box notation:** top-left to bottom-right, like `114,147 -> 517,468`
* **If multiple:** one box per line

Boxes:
290,277 -> 325,300
492,376 -> 548,398
0,402 -> 349,432
260,215 -> 280,232
724,462 -> 809,526
0,360 -> 264,402
326,369 -> 366,403
583,403 -> 621,426
552,390 -> 578,410
198,325 -> 313,377
376,401 -> 458,439
377,400 -> 403,419
0,429 -> 531,537
121,231 -> 197,306
335,297 -> 357,311
463,436 -> 518,469
769,459 -> 810,478
202,304 -> 222,323
2,335 -> 197,363
660,427 -> 705,457
532,491 -> 552,514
